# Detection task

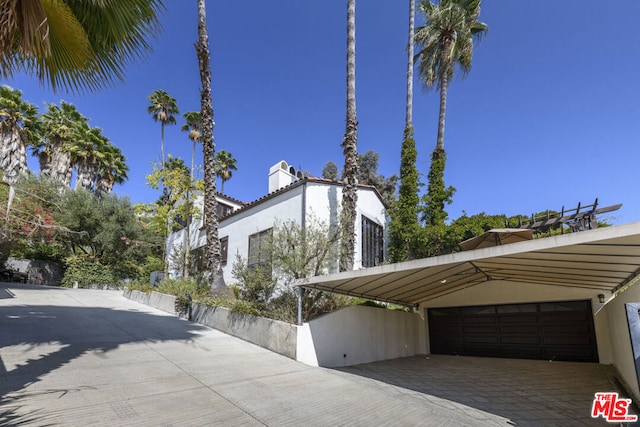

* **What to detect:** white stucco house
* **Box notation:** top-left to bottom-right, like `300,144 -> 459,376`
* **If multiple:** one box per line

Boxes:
166,160 -> 388,284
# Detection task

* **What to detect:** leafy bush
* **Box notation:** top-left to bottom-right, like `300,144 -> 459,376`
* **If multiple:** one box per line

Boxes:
231,254 -> 277,306
156,277 -> 210,300
198,295 -> 266,317
124,279 -> 154,293
61,255 -> 117,288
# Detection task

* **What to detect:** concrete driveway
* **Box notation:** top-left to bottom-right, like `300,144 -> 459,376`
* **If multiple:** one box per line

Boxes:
0,283 -> 631,426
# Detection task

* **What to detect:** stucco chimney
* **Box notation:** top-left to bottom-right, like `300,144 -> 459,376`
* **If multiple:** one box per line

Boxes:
268,160 -> 298,193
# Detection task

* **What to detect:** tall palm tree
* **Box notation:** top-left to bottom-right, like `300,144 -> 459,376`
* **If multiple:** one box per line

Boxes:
213,150 -> 237,194
147,90 -> 179,168
0,0 -> 166,93
406,0 -> 416,132
415,0 -> 487,227
71,123 -> 108,192
36,101 -> 87,187
339,0 -> 359,272
96,144 -> 129,195
181,111 -> 202,178
0,86 -> 40,184
389,0 -> 421,262
195,0 -> 232,297
180,110 -> 202,278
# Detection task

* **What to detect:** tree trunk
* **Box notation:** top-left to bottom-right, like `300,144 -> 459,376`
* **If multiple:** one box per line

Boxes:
184,139 -> 196,278
160,122 -> 165,169
50,142 -> 72,187
339,0 -> 358,272
196,0 -> 233,297
436,40 -> 451,152
406,0 -> 415,129
0,128 -> 27,184
75,159 -> 95,191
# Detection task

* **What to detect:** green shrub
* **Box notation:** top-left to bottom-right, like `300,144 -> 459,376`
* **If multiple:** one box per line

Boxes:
198,295 -> 266,317
156,277 -> 210,300
61,255 -> 117,288
124,279 -> 154,293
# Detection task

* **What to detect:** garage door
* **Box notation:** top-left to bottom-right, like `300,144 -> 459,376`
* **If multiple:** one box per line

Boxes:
428,300 -> 598,362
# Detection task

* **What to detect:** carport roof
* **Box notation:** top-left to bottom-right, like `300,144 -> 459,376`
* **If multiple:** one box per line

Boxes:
298,222 -> 640,307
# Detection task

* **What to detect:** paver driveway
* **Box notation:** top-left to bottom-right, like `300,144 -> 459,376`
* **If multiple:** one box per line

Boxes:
0,283 -> 631,426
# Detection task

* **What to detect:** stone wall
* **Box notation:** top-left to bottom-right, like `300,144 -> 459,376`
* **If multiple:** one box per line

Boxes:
5,257 -> 62,286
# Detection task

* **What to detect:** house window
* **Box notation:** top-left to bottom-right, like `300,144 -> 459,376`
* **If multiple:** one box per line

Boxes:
217,202 -> 234,219
361,216 -> 383,268
220,236 -> 228,266
248,229 -> 272,273
191,237 -> 228,271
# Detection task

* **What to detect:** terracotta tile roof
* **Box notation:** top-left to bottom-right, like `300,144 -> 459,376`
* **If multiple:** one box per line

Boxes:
219,177 -> 387,223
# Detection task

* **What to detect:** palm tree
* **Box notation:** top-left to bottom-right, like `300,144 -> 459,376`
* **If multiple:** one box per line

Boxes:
36,101 -> 87,187
147,90 -> 179,168
415,0 -> 487,227
96,144 -> 129,195
0,86 -> 41,184
389,0 -> 421,262
0,0 -> 166,93
213,150 -> 237,194
195,0 -> 232,297
71,123 -> 108,192
180,110 -> 202,278
181,111 -> 202,178
339,0 -> 359,272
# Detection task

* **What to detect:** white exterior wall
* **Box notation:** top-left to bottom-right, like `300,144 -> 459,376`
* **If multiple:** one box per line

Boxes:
296,305 -> 427,367
303,182 -> 387,269
601,284 -> 640,400
167,180 -> 388,283
220,186 -> 304,284
419,280 -> 614,364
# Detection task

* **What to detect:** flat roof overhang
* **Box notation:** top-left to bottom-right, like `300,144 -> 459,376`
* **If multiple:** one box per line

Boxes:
298,222 -> 640,307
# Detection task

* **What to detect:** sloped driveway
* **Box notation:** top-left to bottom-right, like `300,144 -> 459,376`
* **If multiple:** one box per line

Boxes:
0,283 -> 632,426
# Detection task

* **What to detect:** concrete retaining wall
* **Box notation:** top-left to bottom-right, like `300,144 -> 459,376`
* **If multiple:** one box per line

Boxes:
123,290 -> 296,359
297,305 -> 427,368
123,290 -> 427,366
190,302 -> 297,359
123,290 -> 176,315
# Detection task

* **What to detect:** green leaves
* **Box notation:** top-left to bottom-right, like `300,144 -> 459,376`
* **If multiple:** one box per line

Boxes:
1,0 -> 166,93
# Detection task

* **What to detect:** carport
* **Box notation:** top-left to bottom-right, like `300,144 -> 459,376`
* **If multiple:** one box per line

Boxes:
298,222 -> 640,398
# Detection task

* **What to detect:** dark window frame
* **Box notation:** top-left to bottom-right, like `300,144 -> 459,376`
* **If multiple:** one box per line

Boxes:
361,215 -> 384,268
248,228 -> 272,273
220,236 -> 228,266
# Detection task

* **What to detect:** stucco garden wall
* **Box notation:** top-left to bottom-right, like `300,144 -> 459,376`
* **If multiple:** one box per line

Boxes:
296,305 -> 427,368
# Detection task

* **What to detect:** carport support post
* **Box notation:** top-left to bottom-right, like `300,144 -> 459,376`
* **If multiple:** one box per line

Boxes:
297,286 -> 303,325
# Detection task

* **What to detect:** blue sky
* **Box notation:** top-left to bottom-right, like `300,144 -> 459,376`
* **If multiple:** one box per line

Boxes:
2,1 -> 639,225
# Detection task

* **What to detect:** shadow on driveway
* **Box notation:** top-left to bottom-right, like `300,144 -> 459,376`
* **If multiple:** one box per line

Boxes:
0,287 -> 208,426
